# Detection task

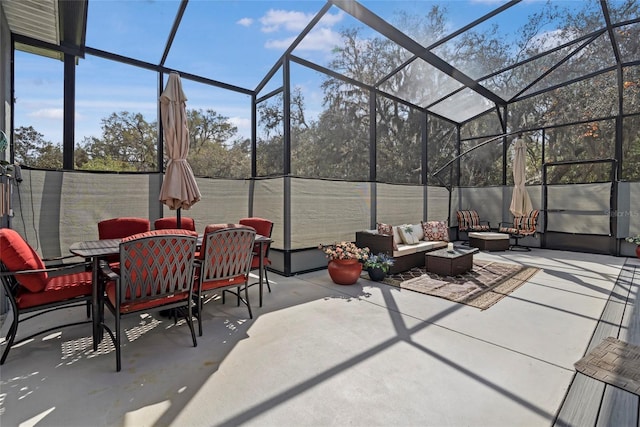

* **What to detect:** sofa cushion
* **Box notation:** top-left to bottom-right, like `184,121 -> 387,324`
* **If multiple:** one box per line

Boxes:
377,223 -> 398,250
392,244 -> 418,258
412,223 -> 424,240
377,222 -> 393,235
422,221 -> 450,242
415,240 -> 448,252
398,224 -> 421,245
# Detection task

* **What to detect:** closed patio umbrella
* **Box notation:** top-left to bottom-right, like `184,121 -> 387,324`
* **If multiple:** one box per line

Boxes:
159,72 -> 201,226
509,136 -> 533,217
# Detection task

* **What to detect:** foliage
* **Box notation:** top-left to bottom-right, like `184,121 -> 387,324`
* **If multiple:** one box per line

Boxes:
318,241 -> 369,262
78,112 -> 157,172
626,236 -> 640,245
363,253 -> 395,273
14,126 -> 62,169
13,1 -> 640,185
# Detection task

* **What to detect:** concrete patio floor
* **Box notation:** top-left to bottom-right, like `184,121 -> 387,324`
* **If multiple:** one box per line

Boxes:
0,248 -> 632,426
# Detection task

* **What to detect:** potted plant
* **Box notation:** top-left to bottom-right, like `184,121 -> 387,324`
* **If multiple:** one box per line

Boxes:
318,241 -> 369,285
625,235 -> 640,259
364,253 -> 395,281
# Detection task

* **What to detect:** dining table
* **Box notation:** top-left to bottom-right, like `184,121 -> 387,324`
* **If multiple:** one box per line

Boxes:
69,234 -> 272,350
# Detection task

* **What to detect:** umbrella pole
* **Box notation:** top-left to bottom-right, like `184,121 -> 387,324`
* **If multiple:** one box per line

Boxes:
177,208 -> 182,229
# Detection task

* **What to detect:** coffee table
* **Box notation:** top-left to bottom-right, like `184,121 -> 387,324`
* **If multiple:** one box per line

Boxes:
425,246 -> 479,276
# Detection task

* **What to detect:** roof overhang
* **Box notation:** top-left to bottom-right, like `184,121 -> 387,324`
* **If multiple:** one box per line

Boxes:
1,0 -> 87,60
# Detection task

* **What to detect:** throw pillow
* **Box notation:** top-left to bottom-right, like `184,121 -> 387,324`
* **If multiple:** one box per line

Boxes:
412,223 -> 424,241
392,226 -> 402,249
422,220 -> 450,242
377,222 -> 398,250
398,224 -> 421,245
377,222 -> 393,236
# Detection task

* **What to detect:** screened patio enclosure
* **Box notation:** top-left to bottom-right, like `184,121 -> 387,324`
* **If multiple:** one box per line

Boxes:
0,0 -> 639,275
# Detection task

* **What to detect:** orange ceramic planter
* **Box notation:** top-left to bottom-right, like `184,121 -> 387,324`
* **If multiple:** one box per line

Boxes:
327,259 -> 362,285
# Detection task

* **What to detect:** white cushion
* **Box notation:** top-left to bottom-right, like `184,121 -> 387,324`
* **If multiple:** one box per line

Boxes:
392,226 -> 403,246
414,240 -> 444,252
392,244 -> 418,257
398,224 -> 421,245
468,232 -> 509,241
412,223 -> 424,240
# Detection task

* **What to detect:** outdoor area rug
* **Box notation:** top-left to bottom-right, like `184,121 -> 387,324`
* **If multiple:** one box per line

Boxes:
379,260 -> 540,310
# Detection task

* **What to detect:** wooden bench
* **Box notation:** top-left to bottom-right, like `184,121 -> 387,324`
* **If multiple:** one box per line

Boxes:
553,260 -> 640,426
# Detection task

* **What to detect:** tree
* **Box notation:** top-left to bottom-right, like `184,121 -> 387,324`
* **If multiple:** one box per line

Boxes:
14,126 -> 63,169
78,112 -> 157,172
76,109 -> 250,177
186,109 -> 250,178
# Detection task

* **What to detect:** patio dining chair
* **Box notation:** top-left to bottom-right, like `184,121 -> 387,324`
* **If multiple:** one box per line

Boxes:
238,217 -> 274,303
499,209 -> 540,251
98,217 -> 151,265
0,228 -> 93,365
154,217 -> 196,232
99,229 -> 198,372
194,224 -> 255,335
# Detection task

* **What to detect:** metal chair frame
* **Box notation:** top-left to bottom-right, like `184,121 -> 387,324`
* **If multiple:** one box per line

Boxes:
239,218 -> 274,304
194,227 -> 256,335
0,258 -> 92,365
100,231 -> 198,372
499,210 -> 540,251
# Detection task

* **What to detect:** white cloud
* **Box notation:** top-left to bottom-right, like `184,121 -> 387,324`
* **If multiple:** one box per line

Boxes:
259,9 -> 344,52
260,9 -> 315,33
29,108 -> 63,120
259,9 -> 343,33
237,17 -> 253,27
297,27 -> 342,52
264,27 -> 341,52
318,11 -> 344,27
264,36 -> 296,50
228,117 -> 251,139
229,116 -> 251,129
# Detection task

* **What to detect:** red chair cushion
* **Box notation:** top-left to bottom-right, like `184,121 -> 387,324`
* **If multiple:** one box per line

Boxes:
195,273 -> 248,291
121,228 -> 198,243
154,217 -> 196,231
16,271 -> 92,309
250,256 -> 270,269
105,282 -> 190,314
0,228 -> 48,293
98,217 -> 150,240
239,218 -> 273,237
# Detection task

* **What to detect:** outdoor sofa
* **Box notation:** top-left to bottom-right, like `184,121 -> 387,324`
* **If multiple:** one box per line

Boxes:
355,221 -> 449,274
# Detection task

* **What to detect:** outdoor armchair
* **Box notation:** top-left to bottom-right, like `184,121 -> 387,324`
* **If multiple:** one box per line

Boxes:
0,228 -> 93,365
99,229 -> 198,372
194,224 -> 255,334
456,210 -> 491,233
499,209 -> 540,251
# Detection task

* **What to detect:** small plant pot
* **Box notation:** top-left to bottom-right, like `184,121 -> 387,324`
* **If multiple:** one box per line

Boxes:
367,267 -> 386,282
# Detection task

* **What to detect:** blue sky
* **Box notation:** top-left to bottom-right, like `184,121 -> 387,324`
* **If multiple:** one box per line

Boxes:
13,0 -> 569,145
